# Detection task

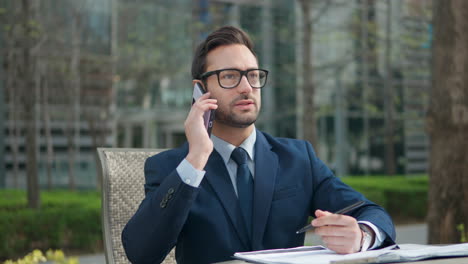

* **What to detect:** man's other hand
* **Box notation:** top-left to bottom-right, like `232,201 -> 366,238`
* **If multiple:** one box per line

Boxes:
311,209 -> 362,254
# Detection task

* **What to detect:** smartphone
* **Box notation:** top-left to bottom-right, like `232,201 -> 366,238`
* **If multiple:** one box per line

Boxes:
192,83 -> 215,136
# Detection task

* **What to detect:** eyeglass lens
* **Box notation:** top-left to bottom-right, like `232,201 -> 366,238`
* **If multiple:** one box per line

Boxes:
218,69 -> 267,88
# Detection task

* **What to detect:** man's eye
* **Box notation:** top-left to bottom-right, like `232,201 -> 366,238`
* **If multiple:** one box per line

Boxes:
222,74 -> 236,79
248,73 -> 259,79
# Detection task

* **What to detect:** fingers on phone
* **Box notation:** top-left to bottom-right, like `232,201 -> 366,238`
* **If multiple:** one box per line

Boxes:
195,94 -> 217,109
193,99 -> 217,113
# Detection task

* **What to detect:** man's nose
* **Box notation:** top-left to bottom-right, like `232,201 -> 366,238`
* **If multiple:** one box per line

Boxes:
236,75 -> 253,93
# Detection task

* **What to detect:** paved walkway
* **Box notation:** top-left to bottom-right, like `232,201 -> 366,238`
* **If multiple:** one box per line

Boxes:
75,254 -> 106,264
76,223 -> 428,264
394,223 -> 428,244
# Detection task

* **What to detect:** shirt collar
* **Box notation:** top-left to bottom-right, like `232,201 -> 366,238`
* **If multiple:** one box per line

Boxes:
211,128 -> 256,164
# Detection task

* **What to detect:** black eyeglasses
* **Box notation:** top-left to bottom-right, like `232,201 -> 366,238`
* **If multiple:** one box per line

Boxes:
200,68 -> 269,89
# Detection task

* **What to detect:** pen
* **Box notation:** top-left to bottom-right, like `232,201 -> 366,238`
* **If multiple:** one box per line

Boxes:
295,200 -> 366,234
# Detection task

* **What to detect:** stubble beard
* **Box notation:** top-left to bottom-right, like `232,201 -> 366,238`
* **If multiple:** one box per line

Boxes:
215,95 -> 259,128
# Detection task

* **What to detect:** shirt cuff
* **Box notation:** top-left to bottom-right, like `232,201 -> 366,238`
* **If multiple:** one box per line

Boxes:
176,159 -> 205,187
357,221 -> 385,249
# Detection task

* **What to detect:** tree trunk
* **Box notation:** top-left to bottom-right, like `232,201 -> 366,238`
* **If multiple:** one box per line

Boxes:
20,0 -> 41,209
359,0 -> 371,175
298,0 -> 318,148
383,0 -> 395,175
42,67 -> 54,190
427,0 -> 468,244
6,47 -> 20,188
67,6 -> 83,190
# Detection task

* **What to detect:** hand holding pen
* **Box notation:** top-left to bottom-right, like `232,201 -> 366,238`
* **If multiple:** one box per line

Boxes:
296,200 -> 367,254
296,201 -> 365,234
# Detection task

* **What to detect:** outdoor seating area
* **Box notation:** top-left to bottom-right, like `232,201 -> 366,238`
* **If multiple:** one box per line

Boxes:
1,0 -> 467,263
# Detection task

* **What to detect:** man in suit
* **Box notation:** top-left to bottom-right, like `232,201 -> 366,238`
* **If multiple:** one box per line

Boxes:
122,26 -> 396,264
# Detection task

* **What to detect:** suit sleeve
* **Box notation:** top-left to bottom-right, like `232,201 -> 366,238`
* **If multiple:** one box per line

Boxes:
122,154 -> 200,264
305,141 -> 396,248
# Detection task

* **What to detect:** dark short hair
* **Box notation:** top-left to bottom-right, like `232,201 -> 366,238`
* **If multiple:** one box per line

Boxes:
191,26 -> 256,80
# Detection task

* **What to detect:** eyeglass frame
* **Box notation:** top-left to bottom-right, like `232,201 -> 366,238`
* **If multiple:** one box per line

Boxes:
199,68 -> 269,89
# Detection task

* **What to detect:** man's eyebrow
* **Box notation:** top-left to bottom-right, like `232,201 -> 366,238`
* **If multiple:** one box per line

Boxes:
216,67 -> 260,71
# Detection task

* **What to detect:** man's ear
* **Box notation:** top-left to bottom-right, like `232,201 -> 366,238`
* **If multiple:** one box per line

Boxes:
192,80 -> 207,92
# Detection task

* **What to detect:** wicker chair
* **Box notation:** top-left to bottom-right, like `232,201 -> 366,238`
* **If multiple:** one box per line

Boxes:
98,148 -> 176,264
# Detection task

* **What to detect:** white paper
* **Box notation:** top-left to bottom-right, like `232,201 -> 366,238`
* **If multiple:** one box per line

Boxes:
233,243 -> 468,264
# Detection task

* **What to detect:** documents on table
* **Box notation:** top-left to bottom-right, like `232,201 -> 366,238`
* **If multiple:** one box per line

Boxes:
234,245 -> 333,264
233,243 -> 468,264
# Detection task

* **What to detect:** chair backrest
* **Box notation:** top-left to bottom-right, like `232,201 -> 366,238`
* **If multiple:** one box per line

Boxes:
98,148 -> 176,264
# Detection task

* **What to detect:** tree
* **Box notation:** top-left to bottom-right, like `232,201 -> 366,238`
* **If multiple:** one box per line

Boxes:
41,65 -> 54,190
382,0 -> 395,175
299,0 -> 317,148
4,0 -> 42,208
64,2 -> 84,190
427,0 -> 468,244
297,0 -> 332,148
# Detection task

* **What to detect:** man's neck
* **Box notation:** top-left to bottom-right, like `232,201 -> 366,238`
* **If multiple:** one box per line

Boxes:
212,123 -> 255,147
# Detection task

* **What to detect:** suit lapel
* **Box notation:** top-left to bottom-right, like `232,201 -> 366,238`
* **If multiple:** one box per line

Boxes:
252,131 -> 278,250
203,150 -> 251,249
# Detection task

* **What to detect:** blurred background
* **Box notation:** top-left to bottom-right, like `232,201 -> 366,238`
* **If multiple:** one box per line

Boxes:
2,0 -> 467,262
0,0 -> 432,189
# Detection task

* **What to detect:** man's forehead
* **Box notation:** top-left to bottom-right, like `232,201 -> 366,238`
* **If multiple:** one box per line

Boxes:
205,44 -> 258,71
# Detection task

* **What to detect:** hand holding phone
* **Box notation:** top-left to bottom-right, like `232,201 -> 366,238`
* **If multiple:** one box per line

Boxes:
192,83 -> 215,136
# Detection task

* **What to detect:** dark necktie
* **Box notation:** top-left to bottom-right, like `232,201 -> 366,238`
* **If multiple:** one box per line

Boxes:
231,147 -> 254,237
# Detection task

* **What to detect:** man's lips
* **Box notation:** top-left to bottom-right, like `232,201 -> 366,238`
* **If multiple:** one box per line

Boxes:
234,99 -> 255,110
234,99 -> 255,106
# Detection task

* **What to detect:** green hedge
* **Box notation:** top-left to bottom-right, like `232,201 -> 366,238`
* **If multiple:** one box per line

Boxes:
0,176 -> 428,260
0,190 -> 102,261
342,175 -> 428,223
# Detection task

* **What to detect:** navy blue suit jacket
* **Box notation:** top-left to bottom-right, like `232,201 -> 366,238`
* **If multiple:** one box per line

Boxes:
122,131 -> 395,264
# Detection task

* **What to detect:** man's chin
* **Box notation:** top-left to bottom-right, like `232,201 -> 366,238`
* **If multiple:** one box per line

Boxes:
232,122 -> 255,128
217,117 -> 257,128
